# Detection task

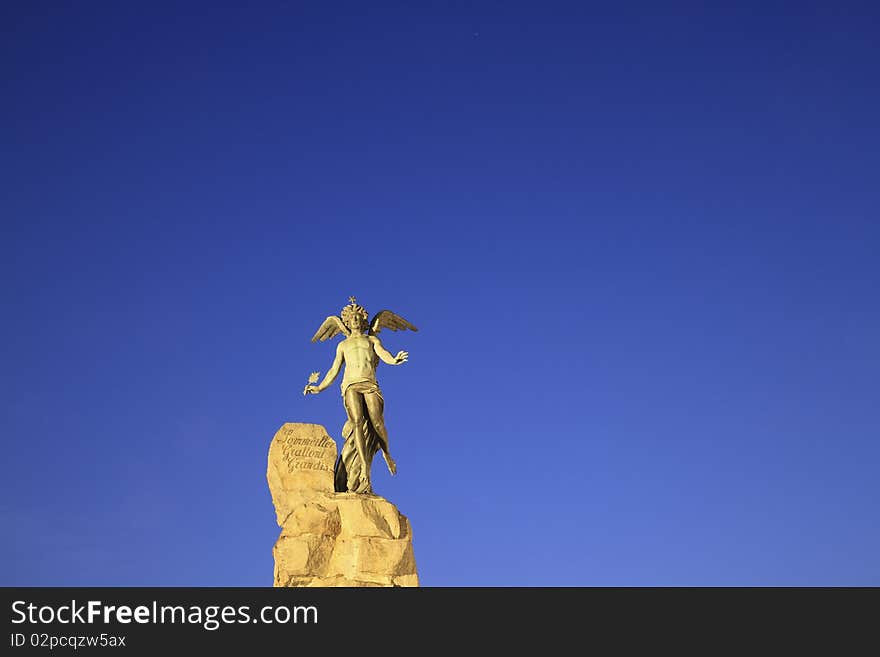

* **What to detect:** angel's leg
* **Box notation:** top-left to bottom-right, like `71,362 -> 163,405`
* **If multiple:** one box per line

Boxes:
344,389 -> 372,492
364,392 -> 396,475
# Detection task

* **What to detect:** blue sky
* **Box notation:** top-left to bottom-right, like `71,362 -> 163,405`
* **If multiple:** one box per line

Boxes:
2,1 -> 878,585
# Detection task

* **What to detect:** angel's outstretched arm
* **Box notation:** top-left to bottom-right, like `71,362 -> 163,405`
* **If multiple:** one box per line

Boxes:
369,335 -> 408,365
304,343 -> 344,394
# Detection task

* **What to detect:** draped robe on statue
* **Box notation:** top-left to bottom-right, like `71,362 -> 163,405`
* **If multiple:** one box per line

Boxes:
334,381 -> 385,494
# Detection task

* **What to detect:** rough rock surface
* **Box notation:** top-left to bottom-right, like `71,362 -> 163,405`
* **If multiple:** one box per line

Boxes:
268,422 -> 418,587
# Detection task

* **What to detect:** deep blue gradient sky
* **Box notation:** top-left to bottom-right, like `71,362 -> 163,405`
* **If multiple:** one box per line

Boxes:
2,2 -> 878,586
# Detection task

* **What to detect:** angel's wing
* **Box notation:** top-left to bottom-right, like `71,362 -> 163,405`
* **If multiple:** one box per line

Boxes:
369,310 -> 419,335
311,315 -> 350,342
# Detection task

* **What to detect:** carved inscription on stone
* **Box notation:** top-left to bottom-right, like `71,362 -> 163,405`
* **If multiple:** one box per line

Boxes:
279,426 -> 334,473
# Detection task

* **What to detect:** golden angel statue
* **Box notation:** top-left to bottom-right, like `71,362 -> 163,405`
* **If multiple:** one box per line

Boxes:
303,297 -> 417,494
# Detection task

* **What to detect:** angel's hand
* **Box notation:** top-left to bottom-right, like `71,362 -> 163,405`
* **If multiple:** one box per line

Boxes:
303,385 -> 320,396
394,351 -> 409,364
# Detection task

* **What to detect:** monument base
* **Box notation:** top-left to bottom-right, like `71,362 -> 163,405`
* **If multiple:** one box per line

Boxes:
267,422 -> 419,587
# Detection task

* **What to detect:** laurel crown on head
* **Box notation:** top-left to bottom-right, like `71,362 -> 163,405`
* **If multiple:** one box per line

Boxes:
340,296 -> 368,329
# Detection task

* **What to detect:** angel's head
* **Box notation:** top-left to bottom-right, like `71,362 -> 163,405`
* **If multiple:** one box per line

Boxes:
341,298 -> 369,332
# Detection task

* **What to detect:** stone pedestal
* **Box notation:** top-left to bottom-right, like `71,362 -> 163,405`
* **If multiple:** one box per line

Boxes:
268,422 -> 419,587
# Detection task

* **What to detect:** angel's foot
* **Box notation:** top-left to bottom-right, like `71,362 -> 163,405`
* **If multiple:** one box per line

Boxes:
384,453 -> 397,475
347,470 -> 372,494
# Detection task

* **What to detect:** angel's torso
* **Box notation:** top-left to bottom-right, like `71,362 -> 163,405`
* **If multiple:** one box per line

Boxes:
340,334 -> 379,389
